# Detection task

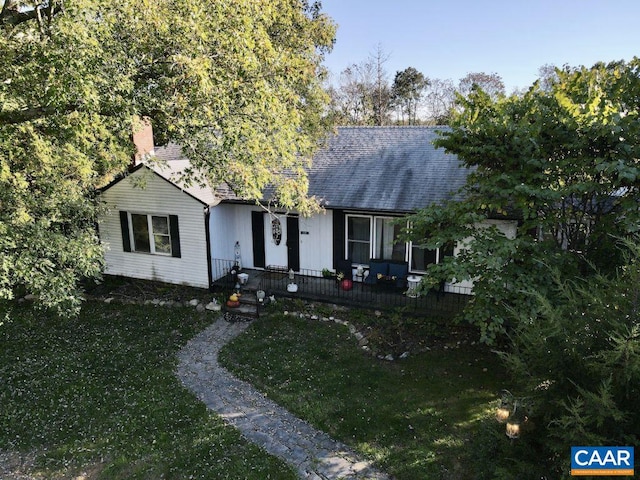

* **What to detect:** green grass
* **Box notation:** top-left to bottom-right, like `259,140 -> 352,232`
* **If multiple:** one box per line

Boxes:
0,301 -> 297,480
220,313 -> 509,480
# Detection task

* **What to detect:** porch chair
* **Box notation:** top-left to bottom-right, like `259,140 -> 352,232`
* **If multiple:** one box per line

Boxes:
387,261 -> 409,289
364,259 -> 387,285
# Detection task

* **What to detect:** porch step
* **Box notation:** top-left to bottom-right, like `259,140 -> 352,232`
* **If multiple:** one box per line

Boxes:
224,291 -> 260,319
238,292 -> 258,305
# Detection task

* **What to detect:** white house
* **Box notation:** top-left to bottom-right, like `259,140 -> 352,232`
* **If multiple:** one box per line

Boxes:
97,126 -> 517,292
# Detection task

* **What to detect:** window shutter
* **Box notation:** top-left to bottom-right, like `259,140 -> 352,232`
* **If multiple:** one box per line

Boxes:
119,211 -> 131,252
332,209 -> 345,268
169,215 -> 181,258
251,211 -> 265,268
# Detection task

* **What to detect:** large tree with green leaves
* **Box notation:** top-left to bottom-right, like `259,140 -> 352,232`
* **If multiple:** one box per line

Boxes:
493,239 -> 640,478
0,0 -> 335,314
391,66 -> 429,125
405,59 -> 640,343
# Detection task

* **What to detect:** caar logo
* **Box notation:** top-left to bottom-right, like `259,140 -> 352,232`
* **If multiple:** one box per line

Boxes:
571,446 -> 634,476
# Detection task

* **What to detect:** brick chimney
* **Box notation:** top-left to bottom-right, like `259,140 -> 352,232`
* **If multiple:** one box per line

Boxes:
132,116 -> 154,165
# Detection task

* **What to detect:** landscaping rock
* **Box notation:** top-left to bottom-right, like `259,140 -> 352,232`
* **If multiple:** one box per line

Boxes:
205,302 -> 221,312
188,299 -> 200,307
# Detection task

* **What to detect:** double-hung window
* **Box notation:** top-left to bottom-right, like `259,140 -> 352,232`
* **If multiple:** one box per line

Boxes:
119,211 -> 181,258
409,229 -> 454,273
347,216 -> 371,264
345,213 -> 455,272
346,214 -> 406,265
373,217 -> 405,261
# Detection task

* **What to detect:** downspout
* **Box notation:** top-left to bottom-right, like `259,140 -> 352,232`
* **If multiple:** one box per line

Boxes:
204,206 -> 214,291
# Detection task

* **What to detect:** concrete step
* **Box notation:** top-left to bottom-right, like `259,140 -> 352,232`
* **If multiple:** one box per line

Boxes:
224,301 -> 259,319
238,293 -> 258,305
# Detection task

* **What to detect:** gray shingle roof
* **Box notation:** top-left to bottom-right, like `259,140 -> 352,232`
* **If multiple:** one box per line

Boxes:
128,126 -> 470,213
152,144 -> 221,206
308,126 -> 468,213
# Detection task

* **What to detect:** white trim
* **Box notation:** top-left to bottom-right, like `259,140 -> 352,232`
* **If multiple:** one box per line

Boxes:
344,213 -> 407,264
344,214 -> 371,264
128,212 -> 173,256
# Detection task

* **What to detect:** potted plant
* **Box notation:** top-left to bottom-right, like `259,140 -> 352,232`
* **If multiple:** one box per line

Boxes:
322,268 -> 334,279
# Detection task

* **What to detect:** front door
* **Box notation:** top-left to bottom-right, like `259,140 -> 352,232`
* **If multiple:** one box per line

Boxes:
256,213 -> 300,271
251,211 -> 266,268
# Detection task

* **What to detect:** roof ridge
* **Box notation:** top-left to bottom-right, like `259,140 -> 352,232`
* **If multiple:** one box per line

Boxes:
336,125 -> 446,129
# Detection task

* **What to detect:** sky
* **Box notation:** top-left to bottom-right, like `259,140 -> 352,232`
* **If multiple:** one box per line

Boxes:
319,0 -> 640,93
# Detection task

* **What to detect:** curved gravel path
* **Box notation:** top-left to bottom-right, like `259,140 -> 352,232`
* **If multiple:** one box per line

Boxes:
176,317 -> 390,480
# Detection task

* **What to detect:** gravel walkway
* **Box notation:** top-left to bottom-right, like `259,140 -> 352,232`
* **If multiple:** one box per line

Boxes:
176,317 -> 391,480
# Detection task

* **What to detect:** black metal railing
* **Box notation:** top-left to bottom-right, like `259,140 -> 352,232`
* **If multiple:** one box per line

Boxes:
212,259 -> 471,316
211,258 -> 240,289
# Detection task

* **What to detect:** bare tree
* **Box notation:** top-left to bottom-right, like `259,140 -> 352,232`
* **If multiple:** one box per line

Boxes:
457,72 -> 505,100
423,78 -> 455,125
326,45 -> 393,126
370,44 -> 392,125
537,63 -> 560,91
336,62 -> 375,124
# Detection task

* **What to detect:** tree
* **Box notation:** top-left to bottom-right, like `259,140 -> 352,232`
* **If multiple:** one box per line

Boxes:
391,67 -> 429,125
326,45 -> 392,126
457,71 -> 505,100
403,59 -> 640,343
370,44 -> 392,126
536,63 -> 560,91
495,239 -> 640,477
0,0 -> 336,314
422,78 -> 455,125
328,62 -> 376,125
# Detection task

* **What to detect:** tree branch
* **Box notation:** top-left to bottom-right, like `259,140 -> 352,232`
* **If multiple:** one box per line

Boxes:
0,102 -> 80,125
0,0 -> 63,28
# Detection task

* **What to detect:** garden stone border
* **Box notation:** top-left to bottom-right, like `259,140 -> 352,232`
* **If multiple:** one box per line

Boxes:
282,310 -> 409,362
21,293 -> 411,360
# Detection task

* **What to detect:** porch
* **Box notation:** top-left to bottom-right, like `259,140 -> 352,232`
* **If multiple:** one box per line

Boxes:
212,259 -> 471,315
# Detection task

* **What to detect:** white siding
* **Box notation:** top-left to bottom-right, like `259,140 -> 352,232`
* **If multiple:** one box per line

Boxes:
298,212 -> 333,272
98,167 -> 209,288
209,204 -> 334,274
209,204 -> 248,270
447,219 -> 518,293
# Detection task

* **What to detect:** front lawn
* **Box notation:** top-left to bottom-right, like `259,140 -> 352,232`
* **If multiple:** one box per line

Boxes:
220,311 -> 510,479
0,301 -> 296,479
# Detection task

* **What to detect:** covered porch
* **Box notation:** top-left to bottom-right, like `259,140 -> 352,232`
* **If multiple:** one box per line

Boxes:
212,259 -> 471,315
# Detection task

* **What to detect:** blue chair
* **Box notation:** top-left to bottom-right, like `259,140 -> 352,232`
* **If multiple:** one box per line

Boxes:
364,259 -> 388,285
388,262 -> 409,288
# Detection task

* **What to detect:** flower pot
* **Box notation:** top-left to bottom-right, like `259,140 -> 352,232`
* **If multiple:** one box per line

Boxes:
340,279 -> 353,291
